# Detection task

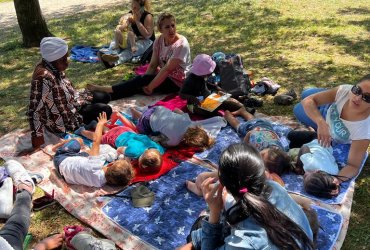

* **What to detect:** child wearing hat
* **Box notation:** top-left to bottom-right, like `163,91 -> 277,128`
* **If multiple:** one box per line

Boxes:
179,54 -> 245,117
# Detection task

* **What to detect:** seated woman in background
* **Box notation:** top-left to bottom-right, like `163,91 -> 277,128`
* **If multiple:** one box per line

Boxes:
88,12 -> 191,99
99,0 -> 155,68
180,143 -> 314,250
293,74 -> 370,182
27,37 -> 112,153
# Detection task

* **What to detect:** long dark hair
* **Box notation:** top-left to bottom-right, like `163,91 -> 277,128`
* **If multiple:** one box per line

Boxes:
218,143 -> 314,250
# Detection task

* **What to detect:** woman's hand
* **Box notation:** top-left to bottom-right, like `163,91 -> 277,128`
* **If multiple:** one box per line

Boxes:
201,177 -> 224,224
317,119 -> 332,147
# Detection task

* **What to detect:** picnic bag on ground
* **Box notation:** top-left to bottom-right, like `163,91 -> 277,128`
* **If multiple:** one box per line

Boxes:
217,54 -> 251,98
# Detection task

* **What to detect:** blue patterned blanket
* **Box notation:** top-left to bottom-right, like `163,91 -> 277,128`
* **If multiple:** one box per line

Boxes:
195,125 -> 368,205
103,160 -> 343,250
70,45 -> 104,63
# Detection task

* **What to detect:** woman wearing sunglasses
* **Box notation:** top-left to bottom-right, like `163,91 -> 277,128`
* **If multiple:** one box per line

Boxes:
293,74 -> 370,182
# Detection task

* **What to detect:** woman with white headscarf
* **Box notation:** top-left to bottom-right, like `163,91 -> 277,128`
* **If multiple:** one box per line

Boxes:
27,37 -> 112,151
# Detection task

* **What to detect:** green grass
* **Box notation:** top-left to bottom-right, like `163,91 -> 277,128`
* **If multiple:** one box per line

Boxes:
0,0 -> 369,248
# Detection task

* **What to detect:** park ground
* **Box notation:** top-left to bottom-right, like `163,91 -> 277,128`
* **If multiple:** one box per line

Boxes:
0,0 -> 369,249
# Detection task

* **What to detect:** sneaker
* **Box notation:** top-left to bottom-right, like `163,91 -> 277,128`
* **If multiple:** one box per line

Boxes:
5,160 -> 35,194
71,232 -> 116,250
64,225 -> 86,250
28,172 -> 44,185
273,94 -> 294,105
101,54 -> 119,63
0,177 -> 13,219
283,89 -> 297,100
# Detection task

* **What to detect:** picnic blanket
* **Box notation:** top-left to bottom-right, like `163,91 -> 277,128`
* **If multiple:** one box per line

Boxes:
70,45 -> 103,63
195,117 -> 368,205
103,160 -> 344,250
0,93 -> 360,249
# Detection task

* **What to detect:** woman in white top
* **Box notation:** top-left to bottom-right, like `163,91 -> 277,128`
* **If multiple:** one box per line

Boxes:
87,12 -> 191,99
293,74 -> 370,182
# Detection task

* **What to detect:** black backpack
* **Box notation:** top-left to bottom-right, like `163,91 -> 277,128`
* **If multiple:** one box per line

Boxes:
217,54 -> 251,98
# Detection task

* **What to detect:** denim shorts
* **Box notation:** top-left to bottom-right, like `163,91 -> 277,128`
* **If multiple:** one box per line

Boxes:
237,118 -> 274,137
53,139 -> 89,174
136,107 -> 156,135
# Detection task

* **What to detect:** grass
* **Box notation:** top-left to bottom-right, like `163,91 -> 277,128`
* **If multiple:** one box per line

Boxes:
0,0 -> 369,248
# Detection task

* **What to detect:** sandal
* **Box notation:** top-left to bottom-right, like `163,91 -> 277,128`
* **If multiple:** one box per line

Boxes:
33,190 -> 57,211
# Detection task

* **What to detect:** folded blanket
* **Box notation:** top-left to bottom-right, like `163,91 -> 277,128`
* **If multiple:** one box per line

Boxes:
70,45 -> 103,63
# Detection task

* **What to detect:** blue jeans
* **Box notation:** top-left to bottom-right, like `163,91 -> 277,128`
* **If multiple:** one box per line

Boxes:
53,139 -> 88,173
293,88 -> 331,130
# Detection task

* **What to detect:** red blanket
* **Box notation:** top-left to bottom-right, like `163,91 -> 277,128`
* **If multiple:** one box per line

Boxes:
131,146 -> 198,183
130,94 -> 201,183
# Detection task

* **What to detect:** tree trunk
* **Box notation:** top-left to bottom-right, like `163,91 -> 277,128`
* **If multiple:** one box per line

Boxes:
14,0 -> 53,47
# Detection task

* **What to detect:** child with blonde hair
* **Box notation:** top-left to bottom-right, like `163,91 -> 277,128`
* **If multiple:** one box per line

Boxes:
113,13 -> 133,50
129,106 -> 215,150
100,0 -> 155,66
53,112 -> 134,187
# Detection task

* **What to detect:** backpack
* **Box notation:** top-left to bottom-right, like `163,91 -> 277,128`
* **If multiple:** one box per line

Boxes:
217,54 -> 251,98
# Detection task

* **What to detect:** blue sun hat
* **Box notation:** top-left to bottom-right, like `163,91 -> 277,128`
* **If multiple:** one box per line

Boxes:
211,52 -> 226,63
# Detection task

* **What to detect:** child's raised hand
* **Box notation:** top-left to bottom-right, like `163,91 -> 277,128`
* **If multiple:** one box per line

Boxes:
97,112 -> 108,124
201,177 -> 223,215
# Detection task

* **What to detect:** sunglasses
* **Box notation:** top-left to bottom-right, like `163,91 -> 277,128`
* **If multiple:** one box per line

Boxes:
351,85 -> 370,103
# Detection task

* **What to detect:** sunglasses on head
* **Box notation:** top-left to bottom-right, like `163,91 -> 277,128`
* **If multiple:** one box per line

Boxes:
351,85 -> 370,103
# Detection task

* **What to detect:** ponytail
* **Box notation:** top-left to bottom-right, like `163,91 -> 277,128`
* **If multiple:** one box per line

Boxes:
219,143 -> 314,250
233,185 -> 314,250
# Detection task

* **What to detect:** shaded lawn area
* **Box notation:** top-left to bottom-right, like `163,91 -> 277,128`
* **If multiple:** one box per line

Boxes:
0,0 -> 369,248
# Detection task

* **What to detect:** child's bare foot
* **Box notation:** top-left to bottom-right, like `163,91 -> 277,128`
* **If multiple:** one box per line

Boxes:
33,233 -> 64,250
223,110 -> 234,121
186,180 -> 202,196
130,107 -> 142,120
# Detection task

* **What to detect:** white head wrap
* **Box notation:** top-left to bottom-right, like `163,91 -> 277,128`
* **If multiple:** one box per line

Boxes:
40,37 -> 68,62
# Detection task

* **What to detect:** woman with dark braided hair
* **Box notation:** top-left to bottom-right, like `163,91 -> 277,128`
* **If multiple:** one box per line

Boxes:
186,143 -> 314,250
